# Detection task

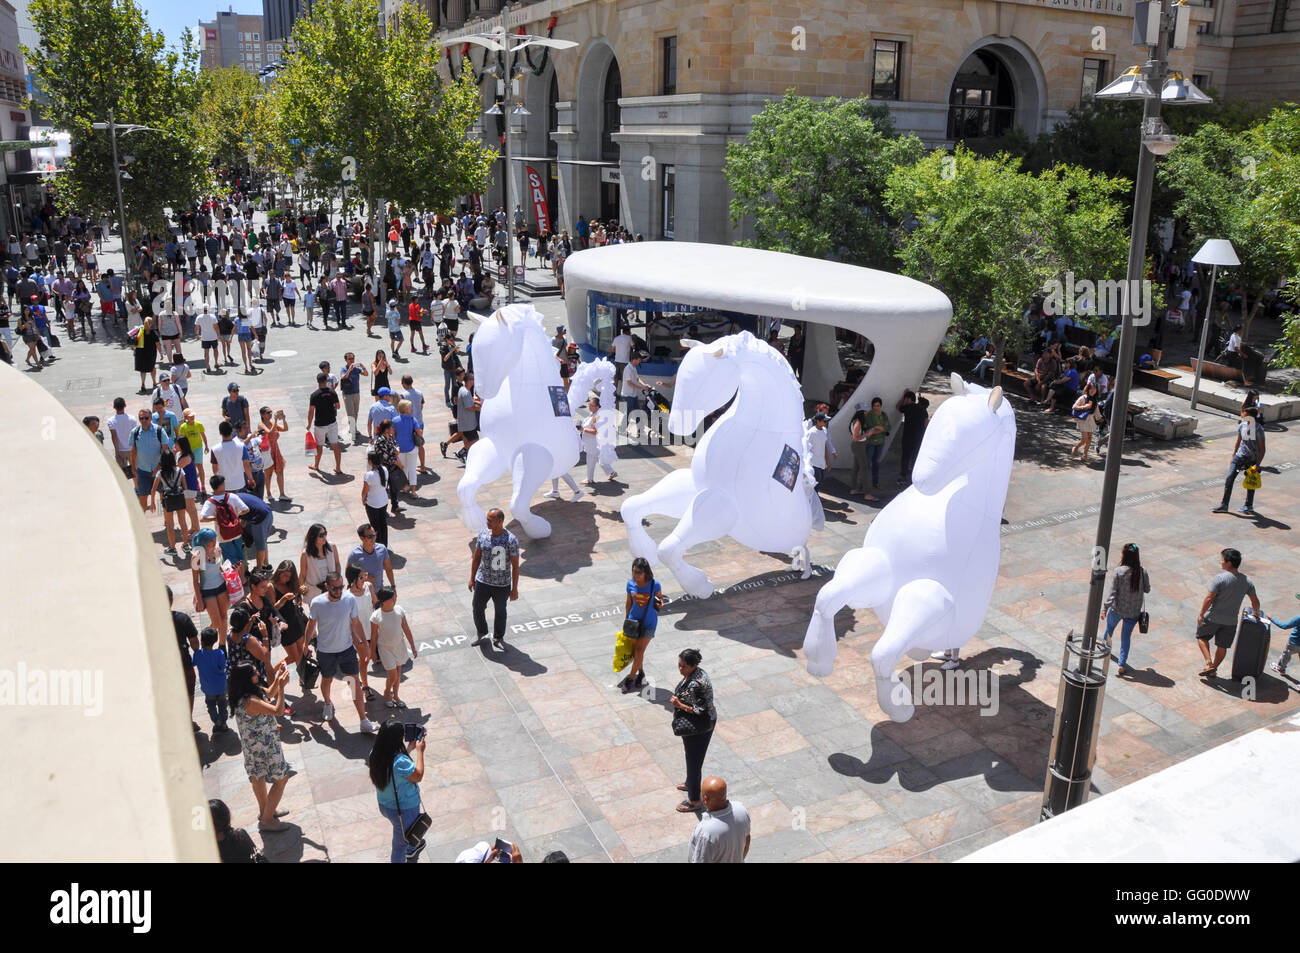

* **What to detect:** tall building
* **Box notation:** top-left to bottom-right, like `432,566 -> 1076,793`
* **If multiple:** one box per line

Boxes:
263,0 -> 309,42
198,9 -> 287,75
432,0 -> 1298,246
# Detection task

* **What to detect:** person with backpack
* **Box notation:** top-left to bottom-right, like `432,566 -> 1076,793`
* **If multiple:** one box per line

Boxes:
234,489 -> 275,571
129,406 -> 173,513
150,447 -> 194,558
201,474 -> 251,572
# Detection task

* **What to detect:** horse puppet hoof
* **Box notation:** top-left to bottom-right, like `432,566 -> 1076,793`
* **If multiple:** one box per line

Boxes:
877,675 -> 916,723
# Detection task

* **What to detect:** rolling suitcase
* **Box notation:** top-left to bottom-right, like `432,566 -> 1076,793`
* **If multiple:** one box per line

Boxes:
1230,609 -> 1270,682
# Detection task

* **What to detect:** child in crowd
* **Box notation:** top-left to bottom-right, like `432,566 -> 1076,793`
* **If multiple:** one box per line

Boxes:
193,627 -> 230,733
370,587 -> 417,709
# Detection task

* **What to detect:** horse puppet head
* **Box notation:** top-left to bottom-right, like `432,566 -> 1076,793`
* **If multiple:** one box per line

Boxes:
471,303 -> 548,400
911,373 -> 1015,496
669,334 -> 745,436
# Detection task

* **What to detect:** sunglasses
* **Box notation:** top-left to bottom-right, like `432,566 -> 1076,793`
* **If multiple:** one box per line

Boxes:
327,585 -> 344,593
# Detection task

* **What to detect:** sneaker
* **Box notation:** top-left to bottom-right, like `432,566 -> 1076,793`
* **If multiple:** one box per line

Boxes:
162,547 -> 178,556
492,636 -> 504,650
543,489 -> 562,500
1270,661 -> 1287,676
321,702 -> 335,721
359,717 -> 378,734
1239,506 -> 1255,515
930,650 -> 950,660
940,658 -> 961,671
455,449 -> 467,462
471,633 -> 488,646
405,839 -> 427,863
572,489 -> 585,501
1211,505 -> 1229,513
279,495 -> 292,502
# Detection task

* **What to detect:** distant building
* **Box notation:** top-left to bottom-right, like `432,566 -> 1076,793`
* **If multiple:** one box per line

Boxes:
263,0 -> 310,43
198,9 -> 287,76
0,0 -> 36,237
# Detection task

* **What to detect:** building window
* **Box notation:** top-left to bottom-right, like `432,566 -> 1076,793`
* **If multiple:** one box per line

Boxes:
546,71 -> 559,158
1271,0 -> 1290,32
870,39 -> 903,100
601,60 -> 622,163
1082,58 -> 1108,100
662,164 -> 675,239
1193,72 -> 1211,90
253,33 -> 260,41
662,36 -> 677,95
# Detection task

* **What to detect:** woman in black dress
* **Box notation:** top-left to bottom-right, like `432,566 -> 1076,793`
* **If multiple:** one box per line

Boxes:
271,560 -> 311,678
133,315 -> 161,393
371,348 -> 391,398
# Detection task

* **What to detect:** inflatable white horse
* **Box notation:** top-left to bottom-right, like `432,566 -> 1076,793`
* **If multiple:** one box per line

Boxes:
622,330 -> 824,598
457,304 -> 582,538
569,357 -> 620,476
802,374 -> 1016,722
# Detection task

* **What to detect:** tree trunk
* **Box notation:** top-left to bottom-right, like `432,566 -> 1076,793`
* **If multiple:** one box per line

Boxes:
991,335 -> 1005,388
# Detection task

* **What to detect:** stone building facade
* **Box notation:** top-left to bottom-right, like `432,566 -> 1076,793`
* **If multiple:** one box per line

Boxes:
415,0 -> 1289,245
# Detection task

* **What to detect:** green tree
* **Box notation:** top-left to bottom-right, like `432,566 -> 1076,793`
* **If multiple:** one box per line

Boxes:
195,66 -> 264,180
259,0 -> 493,264
724,91 -> 924,269
25,0 -> 209,241
884,147 -> 1130,383
1160,112 -> 1298,344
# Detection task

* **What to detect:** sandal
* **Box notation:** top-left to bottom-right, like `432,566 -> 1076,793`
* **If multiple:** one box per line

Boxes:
676,783 -> 688,792
676,800 -> 702,813
1198,664 -> 1218,677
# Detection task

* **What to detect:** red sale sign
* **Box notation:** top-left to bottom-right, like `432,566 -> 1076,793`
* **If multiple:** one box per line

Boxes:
525,166 -> 550,236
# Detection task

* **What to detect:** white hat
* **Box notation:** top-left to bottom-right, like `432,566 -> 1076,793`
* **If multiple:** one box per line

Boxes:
456,841 -> 492,864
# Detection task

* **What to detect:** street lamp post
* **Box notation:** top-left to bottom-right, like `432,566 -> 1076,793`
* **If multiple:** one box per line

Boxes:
1189,238 -> 1241,410
92,113 -> 163,281
1040,0 -> 1210,820
445,17 -> 576,305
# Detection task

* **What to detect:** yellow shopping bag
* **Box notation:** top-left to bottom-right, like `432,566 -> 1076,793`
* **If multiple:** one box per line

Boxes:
613,630 -> 635,673
1243,466 -> 1262,491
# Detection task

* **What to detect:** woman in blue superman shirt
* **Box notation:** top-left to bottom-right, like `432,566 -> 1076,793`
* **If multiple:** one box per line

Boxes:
620,557 -> 665,694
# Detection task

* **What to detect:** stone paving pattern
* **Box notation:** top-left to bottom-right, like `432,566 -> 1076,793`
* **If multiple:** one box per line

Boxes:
31,230 -> 1300,862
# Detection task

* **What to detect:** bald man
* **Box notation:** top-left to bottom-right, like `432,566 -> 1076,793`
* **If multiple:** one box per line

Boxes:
688,776 -> 750,863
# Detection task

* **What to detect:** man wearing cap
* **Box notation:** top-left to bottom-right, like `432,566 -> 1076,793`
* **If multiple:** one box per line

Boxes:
221,382 -> 250,432
385,299 -> 404,359
552,325 -> 567,355
307,371 -> 344,475
368,386 -> 398,441
153,370 -> 186,419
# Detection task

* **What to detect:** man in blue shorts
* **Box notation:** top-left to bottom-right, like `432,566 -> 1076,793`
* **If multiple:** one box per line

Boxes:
129,407 -> 172,512
304,571 -> 377,732
234,489 -> 274,571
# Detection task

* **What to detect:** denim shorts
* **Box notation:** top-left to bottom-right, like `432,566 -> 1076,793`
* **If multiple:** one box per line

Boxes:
219,538 -> 245,565
318,647 -> 359,679
134,468 -> 153,497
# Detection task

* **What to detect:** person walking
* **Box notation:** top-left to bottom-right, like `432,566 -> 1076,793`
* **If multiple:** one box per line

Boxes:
149,447 -> 193,557
306,371 -> 344,476
1267,595 -> 1300,678
369,720 -> 427,862
687,776 -> 751,863
849,402 -> 871,497
190,528 -> 230,636
618,557 -> 664,694
299,524 -> 341,595
1195,548 -> 1262,678
226,660 -> 293,833
1070,382 -> 1102,463
671,648 -> 716,813
1212,406 -> 1265,516
339,352 -> 368,442
257,406 -> 290,501
370,587 -> 416,709
1100,542 -> 1151,677
132,316 -> 161,393
193,626 -> 229,733
895,389 -> 929,486
392,399 -> 422,498
579,395 -> 617,484
362,453 -> 394,546
861,397 -> 890,501
303,571 -> 378,732
468,508 -> 519,651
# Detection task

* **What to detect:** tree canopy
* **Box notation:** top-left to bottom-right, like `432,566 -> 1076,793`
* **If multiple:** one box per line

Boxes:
724,91 -> 924,270
195,66 -> 264,179
25,0 -> 209,233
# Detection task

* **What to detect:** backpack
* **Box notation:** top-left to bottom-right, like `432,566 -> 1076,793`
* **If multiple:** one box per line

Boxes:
212,494 -> 244,541
162,469 -> 186,507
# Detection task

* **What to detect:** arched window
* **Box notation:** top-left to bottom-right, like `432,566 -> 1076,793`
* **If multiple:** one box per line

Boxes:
600,60 -> 621,162
547,72 -> 559,158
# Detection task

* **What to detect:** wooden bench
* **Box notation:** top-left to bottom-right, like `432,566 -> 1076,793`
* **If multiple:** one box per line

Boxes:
1135,368 -> 1179,393
998,367 -> 1033,393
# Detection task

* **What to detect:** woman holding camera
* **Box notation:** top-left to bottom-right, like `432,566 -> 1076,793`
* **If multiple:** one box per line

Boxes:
228,660 -> 293,833
370,720 -> 427,863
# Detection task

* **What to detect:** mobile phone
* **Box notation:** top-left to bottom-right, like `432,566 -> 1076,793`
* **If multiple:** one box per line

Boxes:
493,838 -> 513,862
403,723 -> 425,743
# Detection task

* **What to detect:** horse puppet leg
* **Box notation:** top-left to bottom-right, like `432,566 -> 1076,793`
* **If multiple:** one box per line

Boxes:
509,444 -> 556,539
456,437 -> 507,533
803,546 -> 895,678
871,578 -> 956,723
657,487 -> 738,599
619,469 -> 696,568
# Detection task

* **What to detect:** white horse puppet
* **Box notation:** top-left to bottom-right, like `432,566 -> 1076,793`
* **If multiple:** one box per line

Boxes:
622,330 -> 824,599
457,303 -> 584,538
802,373 -> 1016,722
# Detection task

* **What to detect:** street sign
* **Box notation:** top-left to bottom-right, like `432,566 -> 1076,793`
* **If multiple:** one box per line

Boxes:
514,265 -> 524,281
497,264 -> 506,279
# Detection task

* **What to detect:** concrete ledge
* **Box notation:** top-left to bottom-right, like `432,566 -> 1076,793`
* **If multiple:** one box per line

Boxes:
1165,370 -> 1300,422
1134,406 -> 1198,440
959,711 -> 1300,862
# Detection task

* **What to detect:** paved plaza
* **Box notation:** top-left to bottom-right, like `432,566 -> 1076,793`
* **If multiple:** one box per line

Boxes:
30,233 -> 1300,862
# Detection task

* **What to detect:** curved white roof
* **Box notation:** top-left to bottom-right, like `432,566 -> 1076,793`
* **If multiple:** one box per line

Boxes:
563,242 -> 952,325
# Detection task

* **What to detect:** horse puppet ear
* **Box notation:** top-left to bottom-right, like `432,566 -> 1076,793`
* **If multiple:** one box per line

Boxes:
988,387 -> 1004,412
950,372 -> 965,395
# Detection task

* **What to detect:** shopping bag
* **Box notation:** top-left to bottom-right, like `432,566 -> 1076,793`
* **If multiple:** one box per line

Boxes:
1243,466 -> 1262,491
612,629 -> 635,673
221,560 -> 245,603
304,430 -> 318,453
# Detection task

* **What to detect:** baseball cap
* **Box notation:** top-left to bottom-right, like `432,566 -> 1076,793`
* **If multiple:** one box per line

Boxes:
227,383 -> 240,392
158,370 -> 171,380
182,409 -> 195,420
377,386 -> 392,397
556,325 -> 566,334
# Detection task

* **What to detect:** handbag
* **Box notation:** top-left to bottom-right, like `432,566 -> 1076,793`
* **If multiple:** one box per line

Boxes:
296,653 -> 320,691
1136,573 -> 1150,634
397,758 -> 431,851
623,581 -> 653,639
612,630 -> 635,672
671,675 -> 711,737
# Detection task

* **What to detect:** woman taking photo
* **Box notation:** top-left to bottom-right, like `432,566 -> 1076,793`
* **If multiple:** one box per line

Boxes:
133,315 -> 161,393
369,721 -> 427,863
299,523 -> 341,594
1101,542 -> 1152,677
362,451 -> 392,546
257,406 -> 291,502
227,660 -> 293,833
191,528 -> 230,636
371,349 -> 392,398
271,560 -> 311,674
619,557 -> 664,694
670,648 -> 716,813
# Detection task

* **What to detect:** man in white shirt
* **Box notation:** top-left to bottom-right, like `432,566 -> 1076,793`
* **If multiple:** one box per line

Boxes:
107,396 -> 135,475
209,420 -> 252,492
619,353 -> 650,436
246,300 -> 267,352
688,777 -> 750,864
153,371 -> 186,419
1224,326 -> 1244,368
610,326 -> 633,384
194,306 -> 220,372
